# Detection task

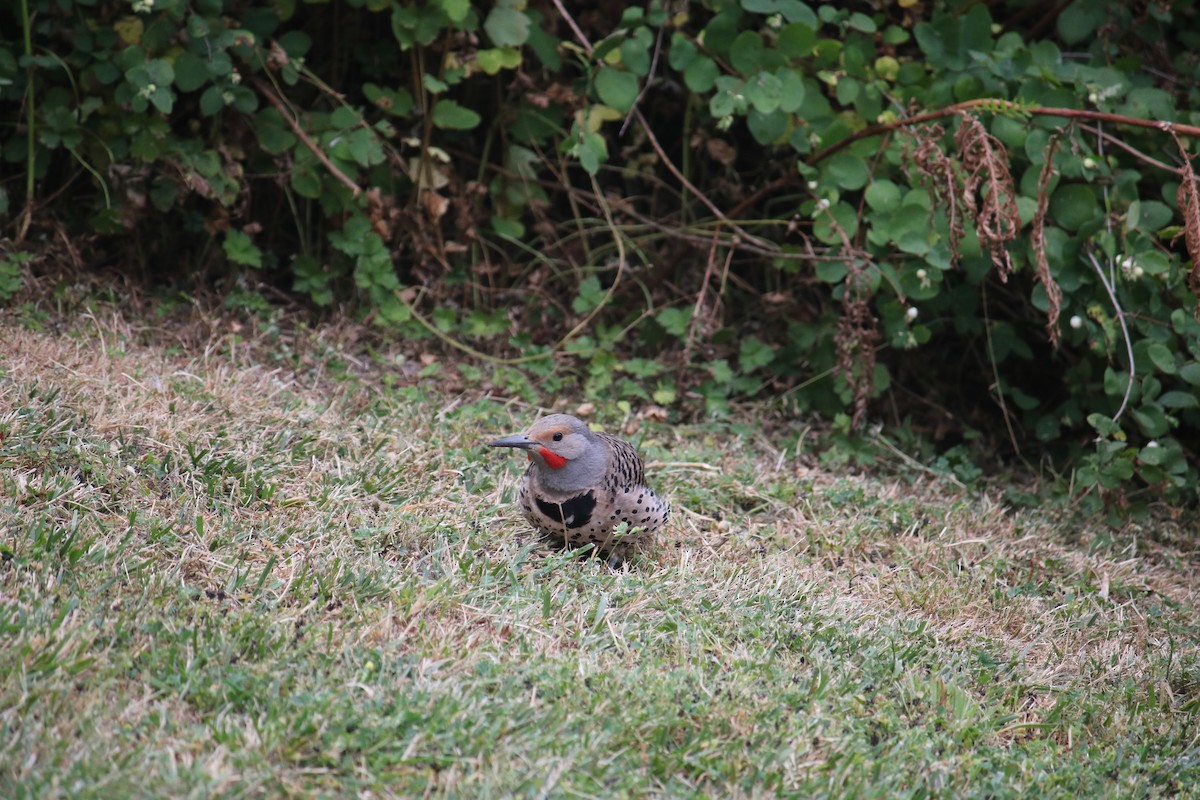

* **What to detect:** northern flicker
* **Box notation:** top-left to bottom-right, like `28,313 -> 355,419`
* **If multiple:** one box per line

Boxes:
488,414 -> 669,562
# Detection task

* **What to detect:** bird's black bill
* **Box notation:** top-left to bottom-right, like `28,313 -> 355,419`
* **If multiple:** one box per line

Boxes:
489,434 -> 536,449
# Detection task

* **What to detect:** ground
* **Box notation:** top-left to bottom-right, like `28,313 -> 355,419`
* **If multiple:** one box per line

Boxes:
1,307 -> 1198,798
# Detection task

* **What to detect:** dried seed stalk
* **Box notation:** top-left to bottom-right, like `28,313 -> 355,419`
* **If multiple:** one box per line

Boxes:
1031,132 -> 1065,346
955,114 -> 1021,281
1171,132 -> 1200,308
905,123 -> 965,260
836,264 -> 879,432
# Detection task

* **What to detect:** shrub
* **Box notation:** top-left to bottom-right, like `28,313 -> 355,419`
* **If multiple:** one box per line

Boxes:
3,0 -> 1199,507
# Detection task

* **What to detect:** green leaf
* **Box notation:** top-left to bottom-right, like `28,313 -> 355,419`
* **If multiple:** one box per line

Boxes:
826,153 -> 869,190
1057,1 -> 1105,45
847,12 -> 876,33
1104,368 -> 1131,400
431,99 -> 481,130
777,68 -> 806,113
1147,342 -> 1177,374
363,83 -> 414,116
199,85 -> 225,116
656,307 -> 691,337
669,33 -> 697,71
277,31 -> 312,58
255,108 -> 297,154
684,57 -> 719,93
1158,391 -> 1199,410
476,47 -> 522,75
730,31 -> 766,74
490,215 -> 524,239
1135,200 -> 1173,232
864,180 -> 900,212
748,108 -> 787,144
525,10 -> 562,70
1130,404 -> 1169,438
173,52 -> 210,92
777,23 -> 817,57
622,358 -> 666,379
745,72 -> 783,113
569,127 -> 608,174
1086,413 -> 1123,438
439,0 -> 470,23
652,384 -> 677,405
1179,362 -> 1200,386
739,336 -> 775,370
572,276 -> 604,314
620,28 -> 653,76
815,261 -> 847,283
484,6 -> 530,47
1138,442 -> 1173,466
224,230 -> 262,268
1049,184 -> 1098,231
594,67 -> 638,114
709,76 -> 746,118
813,201 -> 858,244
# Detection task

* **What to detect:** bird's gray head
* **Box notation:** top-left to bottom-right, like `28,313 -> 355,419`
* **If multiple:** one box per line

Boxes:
488,414 -> 609,492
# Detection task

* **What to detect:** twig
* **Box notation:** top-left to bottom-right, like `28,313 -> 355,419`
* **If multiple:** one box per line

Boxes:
808,100 -> 1200,168
251,76 -> 362,198
685,226 -> 725,357
620,22 -> 665,137
17,0 -> 35,242
1078,124 -> 1181,175
548,0 -> 774,252
867,430 -> 967,489
1085,250 -> 1135,423
981,280 -> 1024,461
633,107 -> 776,251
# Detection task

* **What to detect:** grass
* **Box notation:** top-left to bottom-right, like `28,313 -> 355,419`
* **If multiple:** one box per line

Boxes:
1,309 -> 1199,798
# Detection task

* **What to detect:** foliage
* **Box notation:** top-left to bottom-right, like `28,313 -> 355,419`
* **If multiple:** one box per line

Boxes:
2,0 -> 1200,508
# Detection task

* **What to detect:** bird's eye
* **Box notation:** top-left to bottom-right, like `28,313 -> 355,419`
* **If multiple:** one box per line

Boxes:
552,432 -> 563,441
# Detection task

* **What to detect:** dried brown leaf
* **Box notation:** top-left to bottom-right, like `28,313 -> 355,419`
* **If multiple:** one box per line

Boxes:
1031,132 -> 1065,346
1171,133 -> 1200,307
904,123 -> 964,261
955,114 -> 1021,281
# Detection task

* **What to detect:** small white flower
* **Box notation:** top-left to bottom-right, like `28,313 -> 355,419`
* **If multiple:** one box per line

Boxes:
230,70 -> 242,85
915,269 -> 927,280
905,306 -> 918,322
1070,315 -> 1083,329
131,0 -> 154,12
1088,92 -> 1099,104
807,180 -> 818,191
716,116 -> 733,131
766,13 -> 783,28
1132,265 -> 1144,279
816,198 -> 830,210
1120,256 -> 1136,272
1082,157 -> 1096,169
1146,440 -> 1159,448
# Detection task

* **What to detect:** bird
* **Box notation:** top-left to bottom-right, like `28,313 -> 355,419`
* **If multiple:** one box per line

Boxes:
488,414 -> 669,565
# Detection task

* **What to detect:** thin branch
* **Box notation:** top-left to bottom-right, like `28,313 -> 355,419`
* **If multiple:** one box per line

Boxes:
685,226 -> 727,359
1085,250 -> 1136,423
251,76 -> 362,198
548,0 -> 774,252
981,280 -> 1024,461
620,22 -> 665,137
807,100 -> 1200,168
1078,124 -> 1182,175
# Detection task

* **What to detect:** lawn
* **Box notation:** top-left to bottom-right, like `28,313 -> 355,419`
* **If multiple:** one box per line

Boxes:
2,311 -> 1198,798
